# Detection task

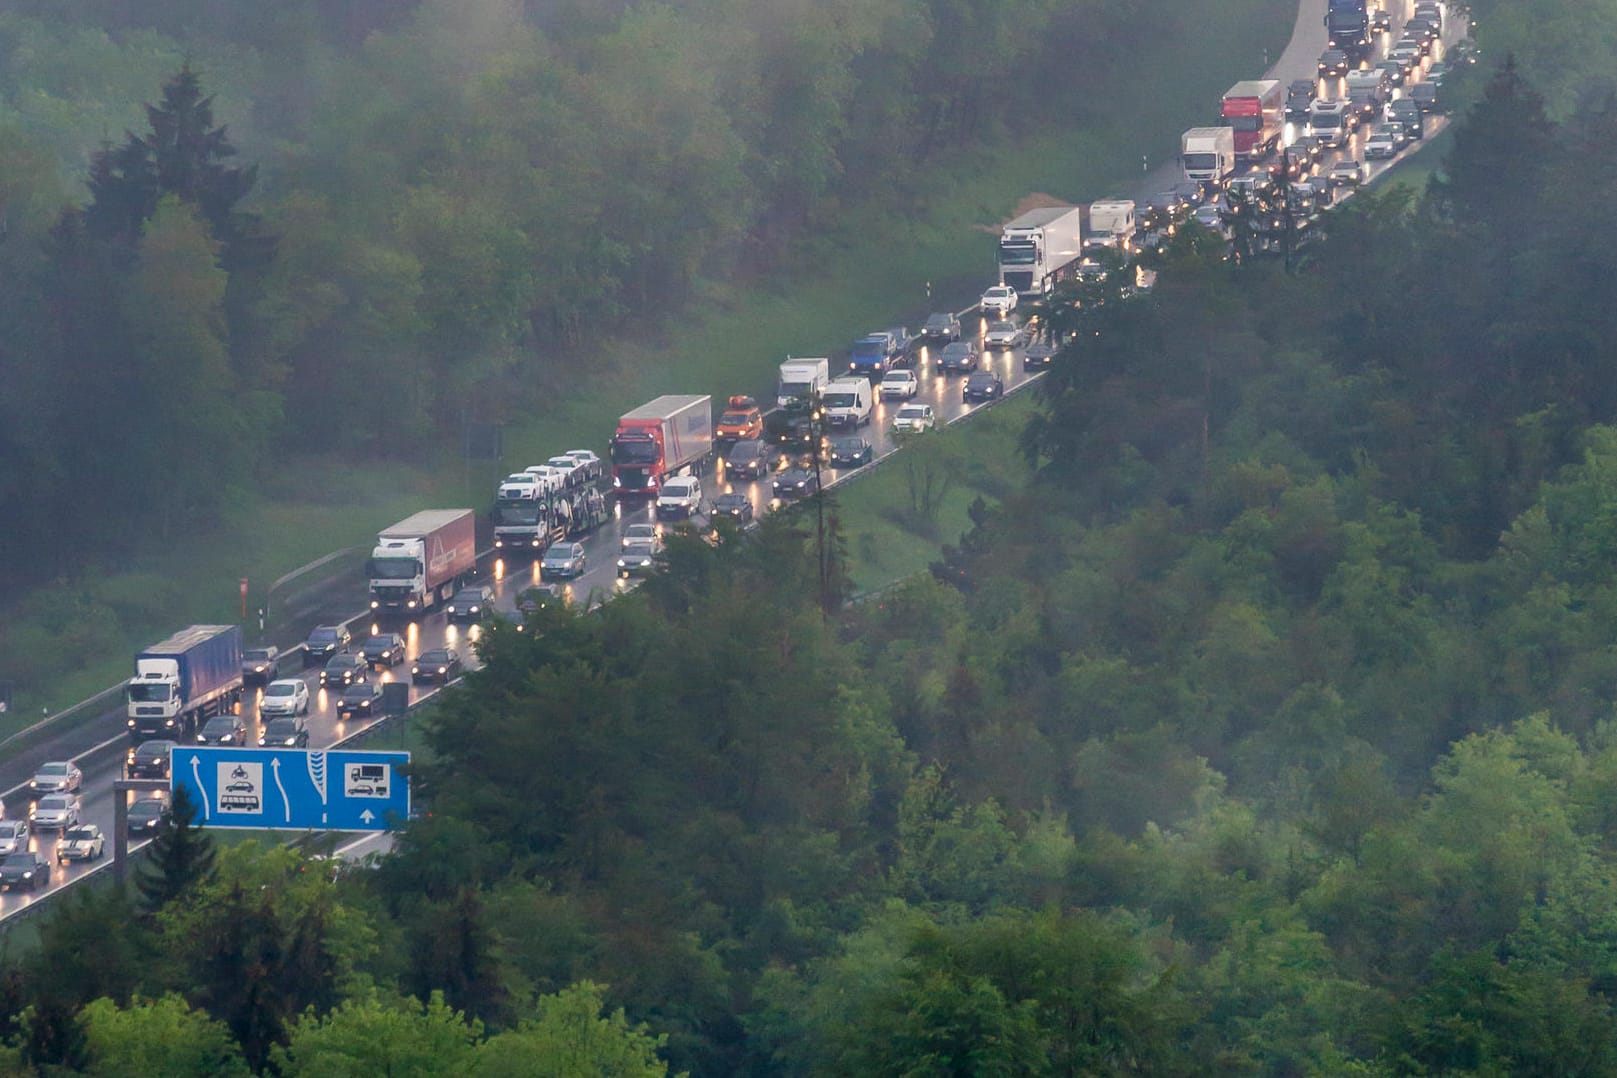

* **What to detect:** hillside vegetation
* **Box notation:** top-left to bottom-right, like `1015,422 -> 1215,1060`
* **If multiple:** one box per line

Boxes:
14,47 -> 1617,1073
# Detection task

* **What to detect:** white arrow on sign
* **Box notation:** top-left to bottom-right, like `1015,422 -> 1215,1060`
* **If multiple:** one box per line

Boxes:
189,755 -> 209,821
360,809 -> 375,825
270,757 -> 291,824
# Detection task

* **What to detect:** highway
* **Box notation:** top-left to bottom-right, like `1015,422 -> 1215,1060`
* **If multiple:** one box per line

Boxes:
0,323 -> 1046,920
0,0 -> 1468,921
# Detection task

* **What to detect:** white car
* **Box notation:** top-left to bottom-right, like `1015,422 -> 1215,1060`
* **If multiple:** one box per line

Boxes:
563,450 -> 602,481
57,824 -> 105,863
31,794 -> 80,832
656,476 -> 703,519
892,404 -> 936,433
980,285 -> 1018,316
622,523 -> 661,551
984,320 -> 1025,349
547,455 -> 586,485
259,678 -> 310,718
498,472 -> 542,501
29,761 -> 82,795
0,821 -> 28,856
1364,130 -> 1399,159
524,465 -> 568,495
880,369 -> 920,400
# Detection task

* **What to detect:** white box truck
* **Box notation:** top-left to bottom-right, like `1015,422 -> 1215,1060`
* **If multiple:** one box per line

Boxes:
1181,127 -> 1236,187
777,357 -> 830,409
997,206 -> 1084,297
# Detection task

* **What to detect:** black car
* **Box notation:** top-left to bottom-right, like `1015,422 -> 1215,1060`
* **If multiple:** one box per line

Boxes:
1172,181 -> 1207,208
764,409 -> 815,451
360,633 -> 406,668
1023,341 -> 1057,369
303,624 -> 352,665
321,651 -> 368,689
445,585 -> 492,624
259,717 -> 310,748
338,681 -> 385,719
1371,6 -> 1392,31
1375,59 -> 1407,88
411,647 -> 464,685
197,713 -> 245,745
1409,82 -> 1440,113
772,469 -> 820,499
0,852 -> 50,892
711,492 -> 755,524
1318,48 -> 1349,78
963,371 -> 1005,401
127,798 -> 166,837
921,311 -> 961,342
241,647 -> 280,687
1285,79 -> 1316,121
125,739 -> 175,780
1386,99 -> 1423,138
830,435 -> 874,468
724,438 -> 773,480
937,341 -> 980,374
616,542 -> 659,579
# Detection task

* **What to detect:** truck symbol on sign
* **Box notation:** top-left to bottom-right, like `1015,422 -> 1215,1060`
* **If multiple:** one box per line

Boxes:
346,763 -> 389,798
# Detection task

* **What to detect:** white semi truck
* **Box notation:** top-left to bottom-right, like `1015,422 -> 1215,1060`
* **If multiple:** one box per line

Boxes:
997,206 -> 1084,297
1181,127 -> 1236,188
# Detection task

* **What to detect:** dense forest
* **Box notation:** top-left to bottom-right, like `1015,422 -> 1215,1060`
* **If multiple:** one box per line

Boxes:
10,37 -> 1617,1070
0,0 -> 1170,589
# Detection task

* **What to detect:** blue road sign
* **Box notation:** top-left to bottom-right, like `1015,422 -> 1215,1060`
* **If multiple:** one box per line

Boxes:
172,747 -> 410,832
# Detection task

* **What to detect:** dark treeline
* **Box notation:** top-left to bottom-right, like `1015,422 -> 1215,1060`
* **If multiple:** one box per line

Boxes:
12,60 -> 1617,1075
0,0 -> 1167,588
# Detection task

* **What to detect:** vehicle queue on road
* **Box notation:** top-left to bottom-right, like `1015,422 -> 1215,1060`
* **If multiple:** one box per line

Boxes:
0,0 -> 1474,923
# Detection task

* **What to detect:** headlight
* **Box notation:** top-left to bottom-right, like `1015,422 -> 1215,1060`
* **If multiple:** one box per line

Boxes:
406,600 -> 417,608
22,872 -> 31,879
411,666 -> 420,674
127,719 -> 135,728
370,600 -> 379,609
469,605 -> 480,613
438,667 -> 447,674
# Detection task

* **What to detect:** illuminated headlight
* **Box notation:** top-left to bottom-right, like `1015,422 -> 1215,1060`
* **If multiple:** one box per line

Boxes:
494,538 -> 505,547
469,605 -> 480,613
438,666 -> 447,674
164,719 -> 176,728
406,600 -> 417,608
613,477 -> 622,488
370,600 -> 379,609
411,665 -> 421,675
127,719 -> 136,728
283,737 -> 297,746
21,872 -> 31,879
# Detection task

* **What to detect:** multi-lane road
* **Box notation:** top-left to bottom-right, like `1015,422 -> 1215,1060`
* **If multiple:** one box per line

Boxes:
0,321 -> 1046,920
0,0 -> 1470,920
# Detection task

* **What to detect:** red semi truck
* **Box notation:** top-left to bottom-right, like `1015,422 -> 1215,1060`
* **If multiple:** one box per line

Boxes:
611,395 -> 713,496
1221,80 -> 1284,163
367,509 -> 478,618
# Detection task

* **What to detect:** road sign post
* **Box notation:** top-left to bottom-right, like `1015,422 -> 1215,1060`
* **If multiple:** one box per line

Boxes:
172,747 -> 410,832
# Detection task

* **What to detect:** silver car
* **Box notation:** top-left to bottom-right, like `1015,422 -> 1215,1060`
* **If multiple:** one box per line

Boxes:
0,821 -> 29,856
983,320 -> 1025,349
28,761 -> 82,795
30,794 -> 81,832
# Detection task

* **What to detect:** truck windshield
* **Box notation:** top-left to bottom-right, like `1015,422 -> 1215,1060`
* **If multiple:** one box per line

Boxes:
1183,153 -> 1217,170
366,556 -> 420,581
1311,113 -> 1343,130
779,381 -> 812,398
851,341 -> 884,358
497,504 -> 542,525
1227,115 -> 1261,132
612,438 -> 659,465
998,241 -> 1037,265
824,392 -> 856,408
127,684 -> 172,703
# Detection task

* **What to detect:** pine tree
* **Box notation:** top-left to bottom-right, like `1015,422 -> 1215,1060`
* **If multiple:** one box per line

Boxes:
135,783 -> 217,911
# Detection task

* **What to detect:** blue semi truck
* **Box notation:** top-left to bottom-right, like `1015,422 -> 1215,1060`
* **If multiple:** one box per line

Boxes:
126,624 -> 244,741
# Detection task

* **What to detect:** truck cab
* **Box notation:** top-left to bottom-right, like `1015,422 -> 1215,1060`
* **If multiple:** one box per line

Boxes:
848,330 -> 910,377
1085,200 -> 1137,252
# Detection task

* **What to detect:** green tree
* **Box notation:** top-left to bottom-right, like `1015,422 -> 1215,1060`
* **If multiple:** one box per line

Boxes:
78,994 -> 250,1078
273,992 -> 480,1077
475,982 -> 676,1078
135,782 -> 216,911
